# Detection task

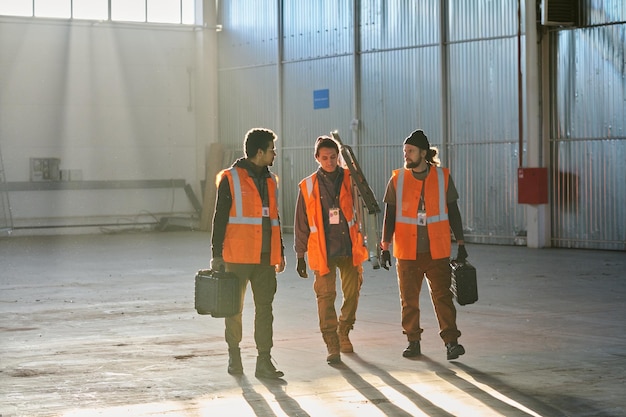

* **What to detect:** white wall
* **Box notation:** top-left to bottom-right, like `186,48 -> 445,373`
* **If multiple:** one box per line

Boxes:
0,16 -> 218,234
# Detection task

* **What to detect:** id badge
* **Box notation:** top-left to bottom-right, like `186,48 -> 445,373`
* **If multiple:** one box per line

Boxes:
329,208 -> 340,225
417,210 -> 427,226
262,207 -> 270,217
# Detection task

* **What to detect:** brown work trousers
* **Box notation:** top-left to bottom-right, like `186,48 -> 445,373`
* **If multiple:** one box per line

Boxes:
313,256 -> 363,333
396,253 -> 461,344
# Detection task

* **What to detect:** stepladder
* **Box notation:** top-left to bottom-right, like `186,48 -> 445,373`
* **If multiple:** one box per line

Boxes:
330,130 -> 381,269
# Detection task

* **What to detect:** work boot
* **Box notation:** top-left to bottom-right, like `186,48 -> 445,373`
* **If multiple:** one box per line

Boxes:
227,347 -> 243,375
402,340 -> 421,358
446,342 -> 465,360
337,323 -> 354,353
255,353 -> 284,379
323,332 -> 341,364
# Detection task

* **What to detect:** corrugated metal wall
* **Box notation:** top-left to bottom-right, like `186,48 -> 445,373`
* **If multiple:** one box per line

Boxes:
217,0 -> 279,150
446,0 -> 524,244
358,0 -> 444,238
550,5 -> 626,250
280,1 -> 356,228
217,0 -> 626,250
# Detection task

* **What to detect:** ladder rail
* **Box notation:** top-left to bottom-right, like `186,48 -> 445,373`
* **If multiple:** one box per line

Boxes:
331,130 -> 381,269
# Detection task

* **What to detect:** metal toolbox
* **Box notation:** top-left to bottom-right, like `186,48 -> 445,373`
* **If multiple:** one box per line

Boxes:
194,269 -> 241,317
450,261 -> 478,306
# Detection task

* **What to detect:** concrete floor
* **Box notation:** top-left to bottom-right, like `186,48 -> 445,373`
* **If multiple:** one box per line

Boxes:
1,231 -> 624,417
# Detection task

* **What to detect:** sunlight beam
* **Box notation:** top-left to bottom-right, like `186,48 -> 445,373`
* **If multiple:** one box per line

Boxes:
452,368 -> 546,417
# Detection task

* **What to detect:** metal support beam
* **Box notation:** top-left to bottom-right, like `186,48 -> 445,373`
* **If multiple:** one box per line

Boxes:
525,0 -> 551,248
351,0 -> 362,151
439,0 -> 450,164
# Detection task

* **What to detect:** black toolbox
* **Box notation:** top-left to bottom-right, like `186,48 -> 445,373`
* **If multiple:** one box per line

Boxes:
194,269 -> 241,317
450,260 -> 478,306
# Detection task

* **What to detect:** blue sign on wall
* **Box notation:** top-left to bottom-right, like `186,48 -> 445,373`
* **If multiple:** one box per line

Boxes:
313,89 -> 330,109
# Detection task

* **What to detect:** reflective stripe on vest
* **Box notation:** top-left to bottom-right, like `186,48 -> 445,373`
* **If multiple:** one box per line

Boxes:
230,168 -> 280,227
303,176 -> 318,233
300,169 -> 368,275
392,166 -> 451,260
222,166 -> 282,265
396,167 -> 448,225
303,175 -> 356,231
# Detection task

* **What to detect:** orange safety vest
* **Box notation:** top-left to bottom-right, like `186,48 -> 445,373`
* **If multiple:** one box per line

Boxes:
217,166 -> 282,265
299,168 -> 368,276
392,167 -> 451,260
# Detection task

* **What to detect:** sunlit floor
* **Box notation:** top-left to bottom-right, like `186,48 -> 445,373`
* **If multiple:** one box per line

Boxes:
1,231 -> 624,417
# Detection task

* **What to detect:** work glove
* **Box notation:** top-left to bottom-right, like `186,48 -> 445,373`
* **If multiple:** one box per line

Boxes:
381,250 -> 392,270
296,257 -> 308,278
455,245 -> 468,263
210,256 -> 225,273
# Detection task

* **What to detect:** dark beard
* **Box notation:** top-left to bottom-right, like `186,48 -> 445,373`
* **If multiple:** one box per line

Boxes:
405,160 -> 419,169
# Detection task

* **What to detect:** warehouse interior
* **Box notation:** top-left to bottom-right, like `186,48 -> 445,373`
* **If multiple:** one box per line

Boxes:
1,0 -> 625,416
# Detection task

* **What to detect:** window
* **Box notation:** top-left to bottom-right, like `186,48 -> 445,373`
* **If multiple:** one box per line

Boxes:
0,0 -> 196,25
0,0 -> 33,16
73,0 -> 109,21
111,0 -> 145,22
148,0 -> 181,24
36,0 -> 71,18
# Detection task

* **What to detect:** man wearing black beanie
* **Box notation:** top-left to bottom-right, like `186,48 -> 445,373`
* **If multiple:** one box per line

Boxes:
380,129 -> 468,360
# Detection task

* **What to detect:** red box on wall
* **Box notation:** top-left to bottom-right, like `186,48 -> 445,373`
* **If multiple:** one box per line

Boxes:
518,167 -> 548,204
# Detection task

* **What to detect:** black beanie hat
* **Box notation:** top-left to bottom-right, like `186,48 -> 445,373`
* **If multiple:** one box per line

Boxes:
403,129 -> 430,150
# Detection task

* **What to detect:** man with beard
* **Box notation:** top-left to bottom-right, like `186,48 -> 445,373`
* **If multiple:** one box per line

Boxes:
380,129 -> 469,360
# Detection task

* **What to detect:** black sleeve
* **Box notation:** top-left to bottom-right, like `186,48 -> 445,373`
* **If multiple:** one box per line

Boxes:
211,177 -> 232,258
447,200 -> 465,242
293,190 -> 310,257
277,212 -> 285,258
382,203 -> 396,243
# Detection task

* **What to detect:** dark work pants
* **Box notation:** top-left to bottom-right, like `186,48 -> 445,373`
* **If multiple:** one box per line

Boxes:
396,253 -> 461,344
225,258 -> 277,354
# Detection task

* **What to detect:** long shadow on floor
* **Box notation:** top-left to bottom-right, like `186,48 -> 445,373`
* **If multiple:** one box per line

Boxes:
236,374 -> 310,417
348,353 -> 578,417
421,356 -> 567,417
334,357 -> 454,417
449,361 -> 617,417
